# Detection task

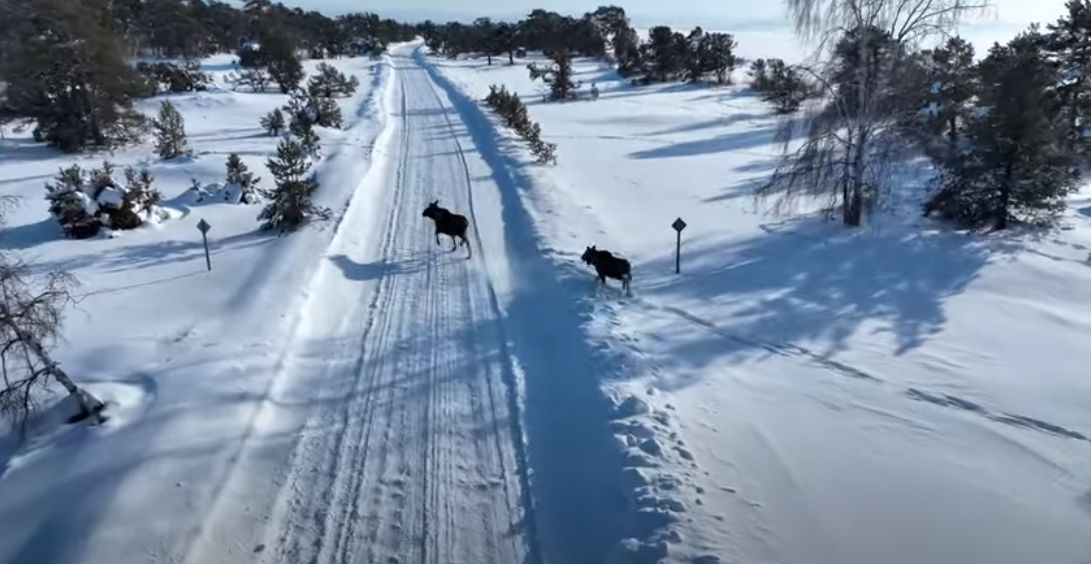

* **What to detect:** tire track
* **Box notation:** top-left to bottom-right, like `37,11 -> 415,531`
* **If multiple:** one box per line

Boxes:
227,44 -> 535,564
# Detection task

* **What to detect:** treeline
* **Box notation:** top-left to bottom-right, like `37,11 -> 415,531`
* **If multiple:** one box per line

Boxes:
0,0 -> 416,152
418,7 -> 741,94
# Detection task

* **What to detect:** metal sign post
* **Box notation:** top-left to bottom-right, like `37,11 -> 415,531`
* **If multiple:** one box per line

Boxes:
197,218 -> 212,271
671,217 -> 686,274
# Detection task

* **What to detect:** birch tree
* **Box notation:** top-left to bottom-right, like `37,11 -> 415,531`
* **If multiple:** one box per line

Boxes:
755,0 -> 993,226
0,196 -> 105,436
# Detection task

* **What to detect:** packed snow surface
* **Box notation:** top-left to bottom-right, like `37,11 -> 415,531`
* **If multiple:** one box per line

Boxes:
2,35 -> 1091,564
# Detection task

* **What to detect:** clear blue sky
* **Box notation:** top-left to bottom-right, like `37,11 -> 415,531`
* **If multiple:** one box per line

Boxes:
251,0 -> 1067,31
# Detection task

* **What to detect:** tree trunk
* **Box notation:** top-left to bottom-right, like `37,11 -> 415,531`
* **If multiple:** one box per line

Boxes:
15,325 -> 106,424
996,159 -> 1013,230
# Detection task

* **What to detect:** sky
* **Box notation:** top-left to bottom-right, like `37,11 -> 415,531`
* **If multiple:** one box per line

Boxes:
266,0 -> 1070,30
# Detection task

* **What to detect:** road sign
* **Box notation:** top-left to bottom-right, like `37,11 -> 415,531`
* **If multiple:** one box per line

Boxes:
197,218 -> 212,271
672,217 -> 686,273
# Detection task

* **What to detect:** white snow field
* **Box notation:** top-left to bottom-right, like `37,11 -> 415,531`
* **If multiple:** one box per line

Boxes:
0,31 -> 1090,564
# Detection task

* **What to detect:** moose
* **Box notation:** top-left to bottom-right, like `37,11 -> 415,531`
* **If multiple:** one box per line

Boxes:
581,245 -> 632,295
422,200 -> 471,257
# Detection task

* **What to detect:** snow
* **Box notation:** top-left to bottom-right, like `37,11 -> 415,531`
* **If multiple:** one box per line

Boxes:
0,29 -> 1090,564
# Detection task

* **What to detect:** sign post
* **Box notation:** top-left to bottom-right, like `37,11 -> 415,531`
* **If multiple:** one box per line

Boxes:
197,218 -> 212,271
671,217 -> 686,274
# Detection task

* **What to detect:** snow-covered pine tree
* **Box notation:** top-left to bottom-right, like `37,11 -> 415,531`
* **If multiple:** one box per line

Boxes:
225,153 -> 261,203
44,164 -> 100,238
153,100 -> 189,159
258,134 -> 330,233
123,166 -> 162,218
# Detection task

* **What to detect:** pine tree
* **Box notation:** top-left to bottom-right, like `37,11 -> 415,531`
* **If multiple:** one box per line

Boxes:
260,30 -> 304,93
644,26 -> 687,82
920,36 -> 978,152
749,59 -> 770,90
705,32 -> 738,84
260,108 -> 286,135
306,62 -> 359,98
258,135 -> 330,233
225,153 -> 261,203
311,96 -> 343,129
764,61 -> 810,113
614,26 -> 643,76
295,119 -> 322,157
0,0 -> 147,152
527,50 -> 580,101
123,166 -> 162,217
925,31 -> 1080,229
153,100 -> 189,159
44,164 -> 101,238
1043,0 -> 1091,154
682,27 -> 708,82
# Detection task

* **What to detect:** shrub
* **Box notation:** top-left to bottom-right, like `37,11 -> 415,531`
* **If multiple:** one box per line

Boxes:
134,61 -> 211,95
44,162 -> 164,238
225,153 -> 261,204
484,84 -> 558,165
748,58 -> 813,114
229,68 -> 272,92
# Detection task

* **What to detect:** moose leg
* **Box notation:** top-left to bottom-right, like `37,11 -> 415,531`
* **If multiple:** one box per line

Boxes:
435,231 -> 441,246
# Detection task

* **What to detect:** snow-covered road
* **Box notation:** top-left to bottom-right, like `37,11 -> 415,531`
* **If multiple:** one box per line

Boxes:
181,46 -> 537,564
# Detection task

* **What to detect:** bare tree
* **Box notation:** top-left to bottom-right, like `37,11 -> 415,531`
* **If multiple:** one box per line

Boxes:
0,197 -> 105,437
756,0 -> 993,226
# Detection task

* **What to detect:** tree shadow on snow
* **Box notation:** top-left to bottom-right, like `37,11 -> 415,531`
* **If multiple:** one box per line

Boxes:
33,229 -> 275,276
627,125 -> 778,159
645,112 -> 768,137
0,136 -> 65,165
0,218 -> 65,250
641,219 -> 1023,366
702,178 -> 765,204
